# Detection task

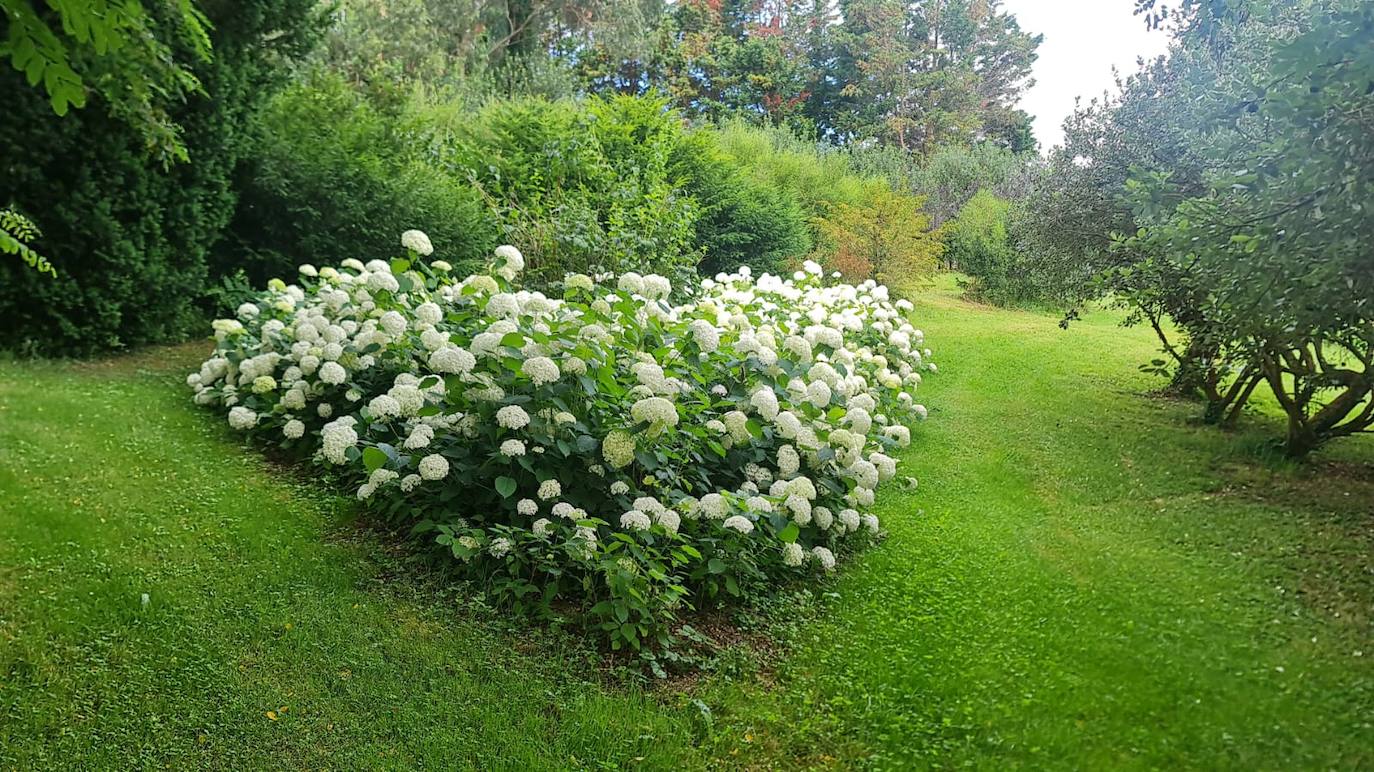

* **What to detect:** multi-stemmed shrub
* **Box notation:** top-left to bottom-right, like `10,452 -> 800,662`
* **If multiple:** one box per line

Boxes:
189,231 -> 933,655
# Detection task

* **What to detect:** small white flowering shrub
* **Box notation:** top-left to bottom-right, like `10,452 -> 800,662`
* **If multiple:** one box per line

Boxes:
190,232 -> 933,653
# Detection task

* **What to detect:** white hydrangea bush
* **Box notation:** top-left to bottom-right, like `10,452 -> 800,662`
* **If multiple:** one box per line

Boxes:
190,232 -> 933,651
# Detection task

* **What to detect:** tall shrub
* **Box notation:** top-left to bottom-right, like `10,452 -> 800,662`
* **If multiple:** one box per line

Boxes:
224,89 -> 819,293
813,187 -> 943,287
714,120 -> 880,219
217,73 -> 497,286
943,190 -> 1032,304
713,120 -> 943,280
669,132 -> 811,276
424,94 -> 700,288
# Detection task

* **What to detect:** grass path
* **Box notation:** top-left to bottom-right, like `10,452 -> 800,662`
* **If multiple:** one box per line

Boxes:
702,281 -> 1373,768
2,279 -> 1371,768
0,353 -> 697,768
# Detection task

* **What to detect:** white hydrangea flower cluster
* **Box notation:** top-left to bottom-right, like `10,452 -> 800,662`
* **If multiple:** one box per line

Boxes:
191,231 -> 933,635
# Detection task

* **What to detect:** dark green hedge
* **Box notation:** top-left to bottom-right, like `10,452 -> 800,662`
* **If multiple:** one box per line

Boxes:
0,1 -> 321,355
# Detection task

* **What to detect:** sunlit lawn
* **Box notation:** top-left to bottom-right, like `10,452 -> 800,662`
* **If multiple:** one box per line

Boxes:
2,276 -> 1370,768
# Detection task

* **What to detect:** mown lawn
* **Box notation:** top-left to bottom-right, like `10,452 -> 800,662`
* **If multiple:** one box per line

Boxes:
2,277 -> 1371,769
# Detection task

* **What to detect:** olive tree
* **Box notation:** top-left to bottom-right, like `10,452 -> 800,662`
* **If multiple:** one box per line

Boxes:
1120,1 -> 1374,455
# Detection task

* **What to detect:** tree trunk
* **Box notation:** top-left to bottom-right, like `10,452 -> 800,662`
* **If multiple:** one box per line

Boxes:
1285,421 -> 1319,459
1221,372 -> 1263,428
1165,339 -> 1213,398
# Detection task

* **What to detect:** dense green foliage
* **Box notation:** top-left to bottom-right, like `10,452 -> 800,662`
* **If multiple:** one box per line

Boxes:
900,142 -> 1030,226
670,132 -> 811,276
452,95 -> 700,285
320,0 -> 657,101
589,0 -> 1041,151
222,79 -> 946,292
942,190 -> 1016,301
714,120 -> 888,217
0,1 -> 321,354
216,73 -> 496,286
314,0 -> 1042,152
3,280 -> 1369,766
1,0 -> 211,162
705,121 -> 955,283
221,85 -> 825,289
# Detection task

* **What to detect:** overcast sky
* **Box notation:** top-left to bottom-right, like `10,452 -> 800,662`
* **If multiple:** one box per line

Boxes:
1000,0 -> 1172,150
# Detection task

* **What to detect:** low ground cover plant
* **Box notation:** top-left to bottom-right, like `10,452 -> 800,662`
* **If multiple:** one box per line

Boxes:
189,231 -> 932,656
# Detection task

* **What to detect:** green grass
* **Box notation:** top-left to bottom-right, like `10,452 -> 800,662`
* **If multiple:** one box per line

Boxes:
2,277 -> 1371,768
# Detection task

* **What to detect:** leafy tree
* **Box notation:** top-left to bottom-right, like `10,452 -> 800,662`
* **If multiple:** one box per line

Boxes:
712,118 -> 893,258
813,185 -> 942,285
226,79 -> 818,289
463,95 -> 699,285
579,0 -> 1040,150
1119,1 -> 1374,455
1012,0 -> 1371,456
827,0 -> 1041,151
318,0 -> 661,100
1012,49 -> 1214,391
581,0 -> 820,132
904,141 -> 1031,225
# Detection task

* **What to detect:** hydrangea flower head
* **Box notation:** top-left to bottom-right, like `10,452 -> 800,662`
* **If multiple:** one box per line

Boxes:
401,229 -> 434,256
228,406 -> 258,430
812,546 -> 836,571
496,405 -> 531,430
319,361 -> 347,386
494,245 -> 524,280
602,430 -> 636,469
630,397 -> 678,428
522,357 -> 560,386
418,454 -> 449,481
537,479 -> 561,500
723,515 -> 754,534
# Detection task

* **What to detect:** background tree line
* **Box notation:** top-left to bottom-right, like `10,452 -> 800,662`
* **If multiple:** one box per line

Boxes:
1,0 -> 1036,354
3,0 -> 1368,458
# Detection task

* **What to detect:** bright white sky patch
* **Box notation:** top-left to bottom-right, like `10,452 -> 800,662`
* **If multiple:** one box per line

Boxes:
1000,0 -> 1171,151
